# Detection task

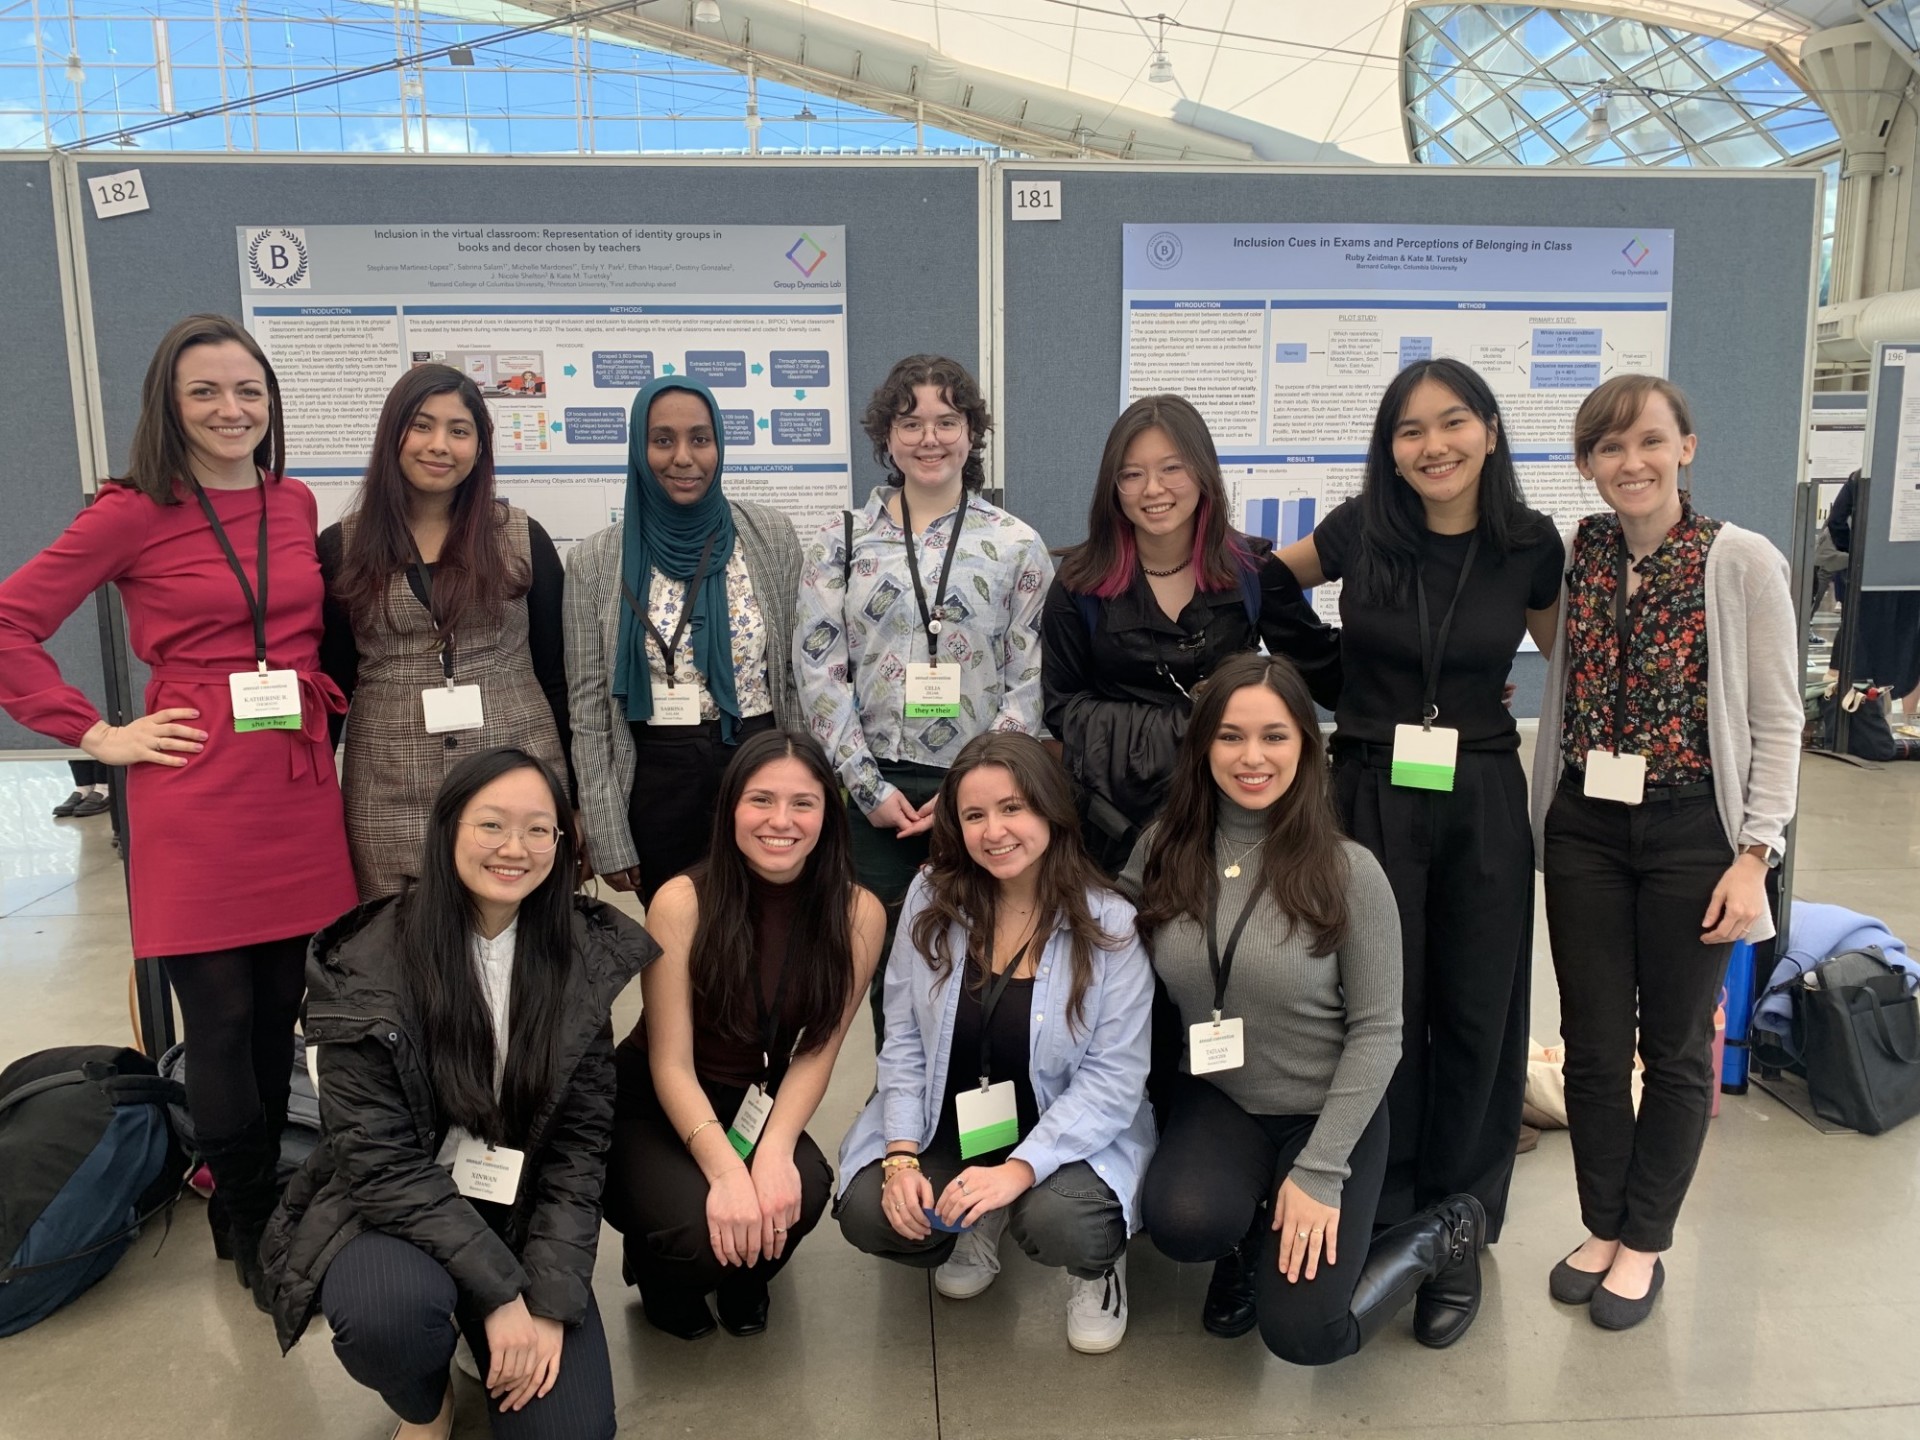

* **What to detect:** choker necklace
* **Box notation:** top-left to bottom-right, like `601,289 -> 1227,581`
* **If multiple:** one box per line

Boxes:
1218,835 -> 1264,879
1142,557 -> 1191,578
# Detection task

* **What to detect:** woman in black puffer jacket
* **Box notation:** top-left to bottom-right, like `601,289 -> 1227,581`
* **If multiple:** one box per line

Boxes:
262,747 -> 657,1440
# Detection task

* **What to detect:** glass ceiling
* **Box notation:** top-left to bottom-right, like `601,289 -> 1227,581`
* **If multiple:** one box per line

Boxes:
1404,5 -> 1837,167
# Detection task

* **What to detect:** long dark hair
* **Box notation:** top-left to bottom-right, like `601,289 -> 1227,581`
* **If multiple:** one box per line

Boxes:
909,733 -> 1120,1034
1055,393 -> 1252,598
1136,652 -> 1350,956
396,747 -> 578,1148
688,730 -> 857,1059
333,364 -> 527,642
861,354 -> 992,491
1349,358 -> 1542,607
110,314 -> 286,504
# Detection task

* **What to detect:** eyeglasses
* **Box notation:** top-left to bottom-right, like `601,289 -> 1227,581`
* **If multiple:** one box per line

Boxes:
1115,465 -> 1193,496
460,820 -> 563,854
892,416 -> 967,442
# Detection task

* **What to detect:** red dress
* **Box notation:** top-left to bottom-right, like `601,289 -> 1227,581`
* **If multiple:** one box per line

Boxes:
0,478 -> 358,955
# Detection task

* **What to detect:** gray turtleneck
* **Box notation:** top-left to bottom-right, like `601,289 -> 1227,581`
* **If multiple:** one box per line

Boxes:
1121,801 -> 1403,1206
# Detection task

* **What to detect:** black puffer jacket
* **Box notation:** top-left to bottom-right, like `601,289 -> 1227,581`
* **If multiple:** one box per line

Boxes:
262,895 -> 658,1353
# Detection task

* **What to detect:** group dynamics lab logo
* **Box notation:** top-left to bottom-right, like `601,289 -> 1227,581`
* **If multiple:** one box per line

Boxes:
786,233 -> 829,278
246,227 -> 311,289
1620,235 -> 1652,268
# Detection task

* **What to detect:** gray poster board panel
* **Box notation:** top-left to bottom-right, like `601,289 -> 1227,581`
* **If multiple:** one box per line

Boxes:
71,155 -> 986,522
0,155 -> 100,752
1859,346 -> 1920,590
996,163 -> 1819,718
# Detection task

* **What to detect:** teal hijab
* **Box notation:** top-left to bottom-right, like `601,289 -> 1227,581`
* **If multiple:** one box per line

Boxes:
613,376 -> 740,737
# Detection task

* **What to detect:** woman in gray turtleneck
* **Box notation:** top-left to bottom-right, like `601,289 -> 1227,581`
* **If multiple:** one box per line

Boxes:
1122,652 -> 1485,1362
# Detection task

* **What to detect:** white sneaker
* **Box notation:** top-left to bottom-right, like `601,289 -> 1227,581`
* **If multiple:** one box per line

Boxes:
934,1207 -> 1009,1299
1066,1253 -> 1128,1354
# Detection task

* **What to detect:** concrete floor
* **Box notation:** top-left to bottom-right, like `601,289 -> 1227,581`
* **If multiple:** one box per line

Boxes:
1,744 -> 1918,1439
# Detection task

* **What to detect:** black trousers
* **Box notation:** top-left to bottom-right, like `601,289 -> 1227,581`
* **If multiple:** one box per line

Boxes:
601,1047 -> 833,1302
1334,745 -> 1532,1239
846,759 -> 945,1043
1543,781 -> 1735,1252
1143,1076 -> 1391,1365
320,1230 -> 615,1439
160,936 -> 308,1142
625,711 -> 776,905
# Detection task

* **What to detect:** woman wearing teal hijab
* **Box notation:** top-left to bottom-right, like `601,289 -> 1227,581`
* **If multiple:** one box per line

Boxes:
563,376 -> 803,902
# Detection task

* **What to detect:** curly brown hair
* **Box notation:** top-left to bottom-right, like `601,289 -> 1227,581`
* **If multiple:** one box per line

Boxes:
860,354 -> 992,491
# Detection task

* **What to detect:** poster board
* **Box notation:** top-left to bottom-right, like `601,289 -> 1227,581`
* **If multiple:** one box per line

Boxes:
1858,345 -> 1920,590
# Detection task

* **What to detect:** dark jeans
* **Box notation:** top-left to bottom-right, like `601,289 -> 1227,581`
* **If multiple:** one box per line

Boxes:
626,712 -> 776,904
837,1146 -> 1127,1281
160,936 -> 308,1141
1334,745 -> 1532,1239
847,759 -> 946,1042
1143,1075 -> 1391,1365
601,1046 -> 833,1302
320,1230 -> 615,1439
67,758 -> 109,786
1543,780 -> 1736,1252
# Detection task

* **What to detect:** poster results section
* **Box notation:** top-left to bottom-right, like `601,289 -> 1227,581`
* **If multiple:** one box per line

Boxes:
1121,223 -> 1674,622
236,223 -> 851,550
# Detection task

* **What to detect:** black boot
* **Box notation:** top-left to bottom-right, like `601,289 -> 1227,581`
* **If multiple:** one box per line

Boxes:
623,1244 -> 716,1341
199,1117 -> 281,1314
1412,1194 -> 1485,1349
1201,1247 -> 1257,1338
1349,1194 -> 1486,1351
716,1273 -> 771,1337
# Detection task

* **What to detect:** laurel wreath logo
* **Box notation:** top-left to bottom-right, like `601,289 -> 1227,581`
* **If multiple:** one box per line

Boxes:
248,228 -> 310,289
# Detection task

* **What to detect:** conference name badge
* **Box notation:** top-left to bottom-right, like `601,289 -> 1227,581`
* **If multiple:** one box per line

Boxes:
904,663 -> 962,720
451,1135 -> 525,1204
1189,1016 -> 1246,1076
228,669 -> 302,732
955,1080 -> 1019,1159
421,683 -> 485,734
1583,749 -> 1648,805
727,1084 -> 774,1158
648,680 -> 701,727
1390,723 -> 1459,792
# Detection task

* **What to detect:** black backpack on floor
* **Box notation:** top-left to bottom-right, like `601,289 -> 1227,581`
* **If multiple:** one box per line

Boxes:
0,1046 -> 186,1336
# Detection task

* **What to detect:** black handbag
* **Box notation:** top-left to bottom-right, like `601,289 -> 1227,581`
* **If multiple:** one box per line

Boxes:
1801,947 -> 1920,1136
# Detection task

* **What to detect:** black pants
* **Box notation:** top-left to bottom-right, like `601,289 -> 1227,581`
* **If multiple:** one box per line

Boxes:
160,936 -> 307,1142
320,1230 -> 615,1438
625,712 -> 776,905
846,759 -> 945,1043
68,758 -> 109,786
1334,745 -> 1532,1239
602,1046 -> 833,1302
837,1147 -> 1127,1281
1543,781 -> 1735,1252
1143,1076 -> 1390,1365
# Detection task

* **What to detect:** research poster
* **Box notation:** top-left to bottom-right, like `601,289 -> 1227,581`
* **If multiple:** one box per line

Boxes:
236,223 -> 851,549
1122,223 -> 1674,620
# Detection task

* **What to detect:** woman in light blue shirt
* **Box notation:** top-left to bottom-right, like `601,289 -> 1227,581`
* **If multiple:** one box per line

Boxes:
836,732 -> 1154,1355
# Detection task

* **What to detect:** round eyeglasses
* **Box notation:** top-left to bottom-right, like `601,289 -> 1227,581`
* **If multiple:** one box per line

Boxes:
892,415 -> 967,442
460,820 -> 563,854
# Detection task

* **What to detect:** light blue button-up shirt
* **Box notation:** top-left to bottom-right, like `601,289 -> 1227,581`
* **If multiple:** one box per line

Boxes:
837,875 -> 1157,1230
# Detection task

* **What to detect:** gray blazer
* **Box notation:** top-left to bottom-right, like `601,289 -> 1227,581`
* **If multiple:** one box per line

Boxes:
562,500 -> 803,877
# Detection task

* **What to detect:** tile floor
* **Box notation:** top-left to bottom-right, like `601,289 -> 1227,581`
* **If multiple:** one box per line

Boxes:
1,744 -> 1917,1439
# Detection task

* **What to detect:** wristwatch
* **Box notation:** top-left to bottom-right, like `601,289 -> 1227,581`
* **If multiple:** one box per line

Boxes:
1740,842 -> 1779,868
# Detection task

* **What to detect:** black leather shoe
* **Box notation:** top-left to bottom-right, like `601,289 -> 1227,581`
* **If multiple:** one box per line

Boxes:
716,1277 -> 770,1337
1590,1258 -> 1664,1331
1201,1250 -> 1257,1338
51,789 -> 86,818
1412,1194 -> 1485,1349
642,1286 -> 717,1341
70,790 -> 111,818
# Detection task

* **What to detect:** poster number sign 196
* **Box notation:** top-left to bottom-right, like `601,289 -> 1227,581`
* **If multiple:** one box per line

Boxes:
89,169 -> 151,220
1011,180 -> 1062,221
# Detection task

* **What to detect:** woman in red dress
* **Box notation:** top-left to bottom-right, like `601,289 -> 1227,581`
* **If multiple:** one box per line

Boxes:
0,313 -> 358,1306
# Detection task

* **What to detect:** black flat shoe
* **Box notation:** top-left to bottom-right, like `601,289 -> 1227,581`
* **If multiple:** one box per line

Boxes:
1413,1194 -> 1485,1349
716,1277 -> 770,1337
70,791 -> 111,818
1549,1251 -> 1609,1305
1590,1258 -> 1664,1331
1201,1251 -> 1257,1338
51,789 -> 86,818
643,1288 -> 717,1341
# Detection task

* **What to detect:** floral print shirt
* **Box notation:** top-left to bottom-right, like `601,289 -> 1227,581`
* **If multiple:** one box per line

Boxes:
794,487 -> 1053,814
645,547 -> 772,722
1561,506 -> 1721,786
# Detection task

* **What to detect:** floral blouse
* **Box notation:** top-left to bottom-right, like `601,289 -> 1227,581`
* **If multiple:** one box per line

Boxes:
1561,506 -> 1721,787
644,548 -> 772,722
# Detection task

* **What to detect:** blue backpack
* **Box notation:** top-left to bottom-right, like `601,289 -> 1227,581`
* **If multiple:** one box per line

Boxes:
0,1046 -> 186,1336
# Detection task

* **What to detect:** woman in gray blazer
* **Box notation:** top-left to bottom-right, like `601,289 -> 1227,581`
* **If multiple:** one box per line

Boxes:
563,376 -> 801,902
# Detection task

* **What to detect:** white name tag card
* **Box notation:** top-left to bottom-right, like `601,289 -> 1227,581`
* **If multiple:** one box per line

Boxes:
421,683 -> 485,734
648,681 -> 702,726
904,663 -> 962,720
1584,749 -> 1648,805
1390,724 -> 1459,792
1189,1017 -> 1246,1075
229,669 -> 302,732
727,1084 -> 773,1159
451,1135 -> 525,1204
955,1080 -> 1019,1159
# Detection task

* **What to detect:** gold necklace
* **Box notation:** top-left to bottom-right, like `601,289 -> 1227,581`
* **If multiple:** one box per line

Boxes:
1218,835 -> 1264,879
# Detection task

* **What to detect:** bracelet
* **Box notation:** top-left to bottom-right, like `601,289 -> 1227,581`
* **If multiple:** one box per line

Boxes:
881,1154 -> 921,1174
684,1118 -> 718,1149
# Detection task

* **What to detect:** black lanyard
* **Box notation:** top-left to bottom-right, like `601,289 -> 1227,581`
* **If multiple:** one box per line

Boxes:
619,532 -> 719,688
1610,543 -> 1640,752
974,927 -> 1040,1089
899,491 -> 966,664
1412,532 -> 1480,726
407,545 -> 454,684
191,477 -> 270,671
756,922 -> 804,1095
1204,878 -> 1266,1023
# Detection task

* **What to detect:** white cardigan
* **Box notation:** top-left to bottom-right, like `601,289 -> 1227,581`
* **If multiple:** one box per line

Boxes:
1528,519 -> 1802,942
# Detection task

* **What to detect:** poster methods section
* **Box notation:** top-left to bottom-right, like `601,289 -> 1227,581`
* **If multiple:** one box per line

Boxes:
237,223 -> 850,549
1122,223 -> 1674,620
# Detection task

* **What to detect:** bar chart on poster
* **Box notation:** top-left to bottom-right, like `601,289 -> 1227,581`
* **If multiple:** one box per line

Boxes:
1121,222 -> 1673,620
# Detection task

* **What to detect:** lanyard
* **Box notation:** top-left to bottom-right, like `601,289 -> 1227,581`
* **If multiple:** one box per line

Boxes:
899,491 -> 966,665
407,544 -> 455,685
1204,878 -> 1267,1023
620,532 -> 719,688
756,922 -> 804,1095
974,927 -> 1040,1089
1610,542 -> 1640,752
1412,532 -> 1480,726
191,477 -> 271,672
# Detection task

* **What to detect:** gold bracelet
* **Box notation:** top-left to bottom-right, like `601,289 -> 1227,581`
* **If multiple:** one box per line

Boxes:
881,1154 -> 921,1173
684,1118 -> 718,1149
